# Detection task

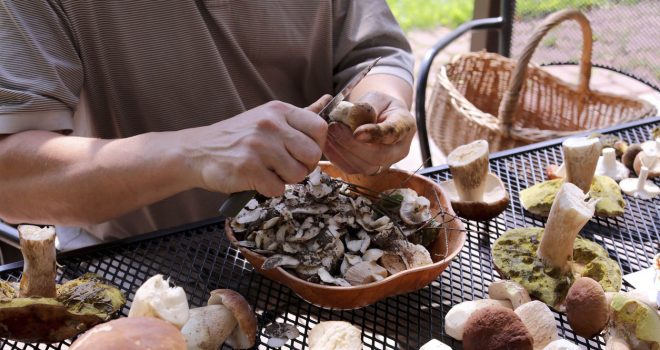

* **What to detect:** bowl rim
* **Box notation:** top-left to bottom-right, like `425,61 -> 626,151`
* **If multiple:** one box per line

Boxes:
225,162 -> 467,292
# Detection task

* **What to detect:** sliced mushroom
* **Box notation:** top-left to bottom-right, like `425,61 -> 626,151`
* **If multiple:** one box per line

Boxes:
262,254 -> 300,270
362,249 -> 384,262
515,300 -> 559,349
308,321 -> 363,350
440,140 -> 509,221
399,192 -> 432,225
607,293 -> 660,348
264,322 -> 300,349
488,280 -> 532,309
317,267 -> 351,287
344,261 -> 388,286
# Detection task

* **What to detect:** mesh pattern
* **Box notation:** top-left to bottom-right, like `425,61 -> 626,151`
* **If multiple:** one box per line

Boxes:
1,121 -> 659,350
511,0 -> 660,89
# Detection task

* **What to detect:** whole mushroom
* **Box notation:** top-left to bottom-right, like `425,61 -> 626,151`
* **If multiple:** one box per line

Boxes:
564,277 -> 609,338
69,317 -> 187,350
308,321 -> 363,350
439,140 -> 509,221
462,306 -> 533,350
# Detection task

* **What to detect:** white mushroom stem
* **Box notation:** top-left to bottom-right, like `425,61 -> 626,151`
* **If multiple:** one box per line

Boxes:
18,225 -> 57,298
447,140 -> 490,201
562,137 -> 601,193
595,148 -> 629,181
537,183 -> 596,273
619,166 -> 660,199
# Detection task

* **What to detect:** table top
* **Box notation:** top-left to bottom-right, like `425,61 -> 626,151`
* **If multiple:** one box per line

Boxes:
1,117 -> 659,350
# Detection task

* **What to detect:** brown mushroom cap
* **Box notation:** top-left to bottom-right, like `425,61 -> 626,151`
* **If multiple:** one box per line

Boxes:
69,317 -> 186,350
633,151 -> 660,178
622,144 -> 642,171
208,289 -> 257,349
565,277 -> 609,338
440,173 -> 510,221
462,306 -> 533,350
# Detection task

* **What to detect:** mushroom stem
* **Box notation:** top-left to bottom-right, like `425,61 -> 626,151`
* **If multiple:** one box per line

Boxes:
604,331 -> 631,350
536,183 -> 595,273
562,137 -> 601,193
637,167 -> 650,192
18,225 -> 57,298
447,140 -> 490,201
602,148 -> 617,169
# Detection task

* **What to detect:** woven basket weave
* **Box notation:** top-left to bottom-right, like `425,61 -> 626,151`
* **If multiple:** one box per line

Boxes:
427,9 -> 657,155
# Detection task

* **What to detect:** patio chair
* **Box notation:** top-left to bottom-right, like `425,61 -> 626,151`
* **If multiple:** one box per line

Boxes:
416,1 -> 660,168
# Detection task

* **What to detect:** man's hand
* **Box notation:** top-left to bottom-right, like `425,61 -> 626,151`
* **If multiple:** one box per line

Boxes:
184,97 -> 330,197
324,91 -> 415,174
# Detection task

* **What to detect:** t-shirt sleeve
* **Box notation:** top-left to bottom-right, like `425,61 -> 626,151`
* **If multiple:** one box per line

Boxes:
0,1 -> 82,134
332,0 -> 414,92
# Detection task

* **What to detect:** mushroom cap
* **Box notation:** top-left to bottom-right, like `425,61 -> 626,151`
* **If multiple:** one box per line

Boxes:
439,173 -> 509,221
329,101 -> 377,132
565,277 -> 608,338
308,321 -> 362,350
633,151 -> 660,178
462,306 -> 533,350
622,143 -> 642,171
69,317 -> 186,350
514,300 -> 559,349
344,261 -> 388,286
444,299 -> 513,340
208,289 -> 257,349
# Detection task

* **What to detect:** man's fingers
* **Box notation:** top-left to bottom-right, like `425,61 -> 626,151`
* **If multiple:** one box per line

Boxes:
355,91 -> 391,117
254,168 -> 287,197
283,133 -> 323,172
353,112 -> 415,144
306,94 -> 333,113
285,107 -> 328,149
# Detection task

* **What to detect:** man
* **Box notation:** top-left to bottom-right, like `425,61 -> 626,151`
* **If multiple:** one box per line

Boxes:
0,1 -> 415,249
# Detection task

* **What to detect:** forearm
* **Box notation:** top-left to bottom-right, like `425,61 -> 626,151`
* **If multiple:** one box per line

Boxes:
0,130 -> 194,226
349,74 -> 413,109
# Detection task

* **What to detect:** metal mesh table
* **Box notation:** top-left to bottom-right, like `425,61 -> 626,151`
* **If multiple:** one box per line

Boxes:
1,117 -> 658,350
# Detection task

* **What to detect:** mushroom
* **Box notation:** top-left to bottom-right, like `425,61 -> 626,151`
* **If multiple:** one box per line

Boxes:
606,293 -> 660,348
419,339 -> 452,350
545,163 -> 566,180
493,183 -> 622,308
329,100 -> 378,132
589,133 -> 626,157
308,321 -> 363,350
444,299 -> 513,340
344,261 -> 388,286
262,254 -> 300,270
181,304 -> 237,350
633,139 -> 660,178
619,166 -> 660,199
462,306 -> 534,350
488,280 -> 532,309
596,148 -> 629,182
562,137 -> 602,193
521,175 -> 625,217
515,301 -> 559,349
542,339 -> 581,350
622,143 -> 643,171
264,322 -> 300,348
206,289 -> 257,349
439,140 -> 509,221
69,317 -> 187,350
317,267 -> 351,287
564,277 -> 609,338
128,274 -> 190,329
0,225 -> 125,343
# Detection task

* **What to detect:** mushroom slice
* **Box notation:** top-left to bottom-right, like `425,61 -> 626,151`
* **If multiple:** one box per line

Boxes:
399,194 -> 432,225
294,265 -> 321,280
439,173 -> 509,221
608,293 -> 660,348
488,280 -> 532,310
515,301 -> 559,349
235,200 -> 265,225
380,252 -> 407,275
391,240 -> 433,269
344,261 -> 388,286
261,217 -> 280,230
340,254 -> 363,275
236,240 -> 256,249
282,242 -> 304,254
317,267 -> 351,287
264,322 -> 300,349
290,204 -> 329,215
262,255 -> 300,270
362,249 -> 384,262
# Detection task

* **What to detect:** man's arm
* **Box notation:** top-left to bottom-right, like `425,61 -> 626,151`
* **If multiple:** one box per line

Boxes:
0,100 -> 328,227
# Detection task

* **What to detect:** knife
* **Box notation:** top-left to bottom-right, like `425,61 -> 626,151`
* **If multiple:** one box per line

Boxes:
218,57 -> 381,218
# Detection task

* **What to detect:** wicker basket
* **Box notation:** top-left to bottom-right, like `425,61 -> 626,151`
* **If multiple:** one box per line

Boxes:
427,9 -> 657,154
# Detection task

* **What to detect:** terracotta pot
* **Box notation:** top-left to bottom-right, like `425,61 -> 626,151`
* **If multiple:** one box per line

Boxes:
225,162 -> 466,309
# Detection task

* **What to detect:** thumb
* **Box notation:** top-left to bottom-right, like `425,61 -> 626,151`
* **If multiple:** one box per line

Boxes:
353,112 -> 415,144
306,94 -> 333,113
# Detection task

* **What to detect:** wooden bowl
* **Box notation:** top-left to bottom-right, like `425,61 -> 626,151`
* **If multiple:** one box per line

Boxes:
225,162 -> 466,309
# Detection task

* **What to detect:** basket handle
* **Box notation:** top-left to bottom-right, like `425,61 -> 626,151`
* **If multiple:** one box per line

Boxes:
498,9 -> 593,133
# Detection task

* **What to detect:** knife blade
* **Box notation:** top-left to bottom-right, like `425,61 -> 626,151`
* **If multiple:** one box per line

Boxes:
218,57 -> 381,218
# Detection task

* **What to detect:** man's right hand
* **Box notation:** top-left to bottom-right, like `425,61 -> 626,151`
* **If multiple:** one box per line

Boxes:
182,98 -> 329,197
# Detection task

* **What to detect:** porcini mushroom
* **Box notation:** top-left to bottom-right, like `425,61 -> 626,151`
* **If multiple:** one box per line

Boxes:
622,143 -> 643,171
69,317 -> 187,350
619,166 -> 660,199
207,289 -> 257,349
308,321 -> 363,350
344,261 -> 388,286
444,299 -> 513,340
562,137 -> 602,193
329,101 -> 377,132
596,148 -> 629,182
462,306 -> 533,350
180,305 -> 237,350
128,274 -> 190,329
264,322 -> 300,348
439,140 -> 509,221
606,293 -> 660,348
515,301 -> 559,349
564,277 -> 609,338
633,140 -> 660,178
0,225 -> 125,343
488,280 -> 532,310
493,183 -> 622,308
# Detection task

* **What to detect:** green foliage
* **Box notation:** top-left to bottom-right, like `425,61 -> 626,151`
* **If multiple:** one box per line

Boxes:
516,0 -> 642,19
386,0 -> 473,31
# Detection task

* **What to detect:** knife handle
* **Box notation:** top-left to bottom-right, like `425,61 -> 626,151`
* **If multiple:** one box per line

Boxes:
218,190 -> 257,218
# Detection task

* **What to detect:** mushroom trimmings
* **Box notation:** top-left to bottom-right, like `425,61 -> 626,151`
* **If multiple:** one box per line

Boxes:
230,167 -> 437,286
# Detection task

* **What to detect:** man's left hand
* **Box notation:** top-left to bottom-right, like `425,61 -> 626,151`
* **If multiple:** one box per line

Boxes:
324,91 -> 416,175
